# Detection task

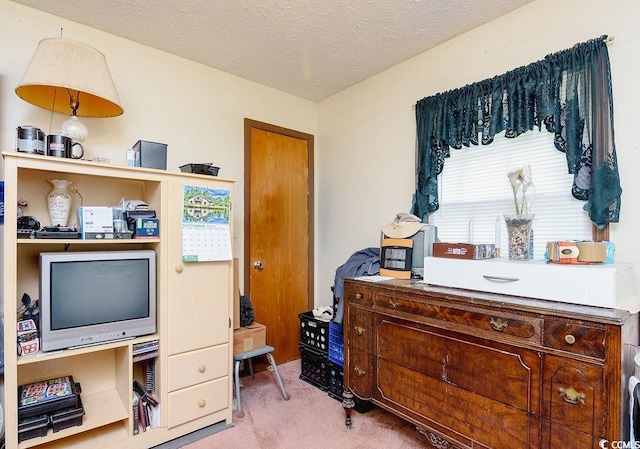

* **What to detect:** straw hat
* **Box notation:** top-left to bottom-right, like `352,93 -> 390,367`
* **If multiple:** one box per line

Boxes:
381,213 -> 424,238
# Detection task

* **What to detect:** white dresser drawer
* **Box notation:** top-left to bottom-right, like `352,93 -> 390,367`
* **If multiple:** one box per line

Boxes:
423,257 -> 635,308
168,377 -> 229,428
168,345 -> 229,392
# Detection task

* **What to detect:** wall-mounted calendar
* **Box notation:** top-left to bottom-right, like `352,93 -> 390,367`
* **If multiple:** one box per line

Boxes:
181,184 -> 232,262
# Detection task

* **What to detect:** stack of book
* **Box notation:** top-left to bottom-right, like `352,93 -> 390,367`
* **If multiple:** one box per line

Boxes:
133,380 -> 158,434
132,340 -> 159,434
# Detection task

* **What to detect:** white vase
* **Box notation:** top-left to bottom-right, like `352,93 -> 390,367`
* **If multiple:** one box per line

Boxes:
47,179 -> 72,227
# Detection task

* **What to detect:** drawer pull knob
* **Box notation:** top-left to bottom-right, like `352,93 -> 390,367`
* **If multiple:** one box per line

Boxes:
355,293 -> 363,300
389,298 -> 399,309
564,334 -> 576,345
354,325 -> 365,336
559,387 -> 586,405
490,317 -> 509,332
198,399 -> 206,408
198,364 -> 206,373
175,265 -> 184,273
354,366 -> 366,377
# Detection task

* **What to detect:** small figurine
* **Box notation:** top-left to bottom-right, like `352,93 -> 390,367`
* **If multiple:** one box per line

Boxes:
17,199 -> 28,218
16,199 -> 41,233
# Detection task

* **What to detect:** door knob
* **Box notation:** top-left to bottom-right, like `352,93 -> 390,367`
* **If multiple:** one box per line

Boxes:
253,261 -> 264,270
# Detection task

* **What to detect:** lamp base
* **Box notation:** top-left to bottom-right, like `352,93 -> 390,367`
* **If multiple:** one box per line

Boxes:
60,116 -> 88,142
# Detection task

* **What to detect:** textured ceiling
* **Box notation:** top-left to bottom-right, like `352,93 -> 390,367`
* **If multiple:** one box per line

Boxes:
11,0 -> 532,102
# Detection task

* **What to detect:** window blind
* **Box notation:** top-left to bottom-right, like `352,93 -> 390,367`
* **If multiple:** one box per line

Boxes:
428,130 -> 593,260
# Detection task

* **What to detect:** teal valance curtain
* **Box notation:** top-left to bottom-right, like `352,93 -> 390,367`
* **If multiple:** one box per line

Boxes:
411,36 -> 620,229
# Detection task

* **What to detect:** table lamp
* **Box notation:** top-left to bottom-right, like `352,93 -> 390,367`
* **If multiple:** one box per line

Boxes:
15,37 -> 123,141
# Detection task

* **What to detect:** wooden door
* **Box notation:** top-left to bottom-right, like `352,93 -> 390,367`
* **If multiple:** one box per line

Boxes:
167,179 -> 233,356
244,119 -> 314,363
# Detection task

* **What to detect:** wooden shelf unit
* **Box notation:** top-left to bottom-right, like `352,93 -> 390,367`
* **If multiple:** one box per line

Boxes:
2,152 -> 235,449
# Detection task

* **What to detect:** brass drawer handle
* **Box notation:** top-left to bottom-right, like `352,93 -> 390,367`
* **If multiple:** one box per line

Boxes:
354,366 -> 366,377
355,293 -> 363,300
354,325 -> 365,336
564,334 -> 576,345
490,317 -> 509,332
559,386 -> 586,405
389,298 -> 399,309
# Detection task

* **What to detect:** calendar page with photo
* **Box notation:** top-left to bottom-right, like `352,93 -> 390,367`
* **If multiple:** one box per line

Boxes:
181,184 -> 232,262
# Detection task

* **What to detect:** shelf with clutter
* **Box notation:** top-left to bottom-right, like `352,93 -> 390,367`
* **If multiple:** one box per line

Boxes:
3,151 -> 235,449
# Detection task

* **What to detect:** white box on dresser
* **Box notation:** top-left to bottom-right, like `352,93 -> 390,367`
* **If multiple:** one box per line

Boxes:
423,257 -> 636,309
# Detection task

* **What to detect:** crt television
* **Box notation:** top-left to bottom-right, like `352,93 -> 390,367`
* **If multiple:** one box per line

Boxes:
39,250 -> 157,352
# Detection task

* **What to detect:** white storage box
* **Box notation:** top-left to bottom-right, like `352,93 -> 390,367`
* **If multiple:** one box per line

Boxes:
423,257 -> 635,309
77,206 -> 113,236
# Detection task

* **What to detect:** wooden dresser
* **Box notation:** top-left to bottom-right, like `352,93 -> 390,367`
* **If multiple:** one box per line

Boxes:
342,278 -> 638,448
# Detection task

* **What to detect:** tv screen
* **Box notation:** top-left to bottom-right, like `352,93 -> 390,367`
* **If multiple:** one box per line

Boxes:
50,258 -> 149,329
40,250 -> 157,352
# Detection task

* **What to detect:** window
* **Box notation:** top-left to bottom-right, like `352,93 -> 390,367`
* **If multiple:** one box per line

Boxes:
428,130 -> 593,260
412,37 -> 620,232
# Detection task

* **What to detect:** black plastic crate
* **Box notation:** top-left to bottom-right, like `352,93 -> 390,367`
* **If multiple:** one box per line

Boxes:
299,344 -> 329,390
328,321 -> 344,367
327,361 -> 344,398
298,311 -> 329,353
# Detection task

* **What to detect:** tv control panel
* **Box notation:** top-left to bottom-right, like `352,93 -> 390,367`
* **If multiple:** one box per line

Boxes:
69,332 -> 133,349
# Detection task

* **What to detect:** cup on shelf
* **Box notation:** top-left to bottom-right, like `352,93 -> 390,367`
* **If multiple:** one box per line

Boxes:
46,134 -> 84,159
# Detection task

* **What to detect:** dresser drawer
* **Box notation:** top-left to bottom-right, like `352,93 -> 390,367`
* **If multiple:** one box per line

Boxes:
347,309 -> 372,353
345,283 -> 374,307
168,377 -> 229,428
542,354 -> 605,437
376,318 -> 541,413
373,292 -> 539,343
543,320 -> 605,359
376,358 -> 538,449
423,257 -> 633,308
540,419 -> 601,449
168,345 -> 229,392
346,349 -> 373,399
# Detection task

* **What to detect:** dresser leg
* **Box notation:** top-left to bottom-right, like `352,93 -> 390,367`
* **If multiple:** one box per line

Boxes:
343,389 -> 355,428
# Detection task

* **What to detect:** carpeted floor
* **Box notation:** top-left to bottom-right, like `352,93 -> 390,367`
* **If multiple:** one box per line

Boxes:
181,358 -> 428,448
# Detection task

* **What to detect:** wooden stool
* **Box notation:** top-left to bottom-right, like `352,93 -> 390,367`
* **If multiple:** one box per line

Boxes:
233,345 -> 290,417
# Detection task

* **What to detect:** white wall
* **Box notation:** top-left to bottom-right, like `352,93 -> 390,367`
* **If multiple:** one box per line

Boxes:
3,0 -> 640,309
0,0 -> 318,282
317,0 -> 640,304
